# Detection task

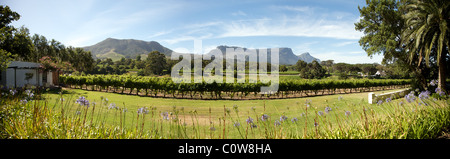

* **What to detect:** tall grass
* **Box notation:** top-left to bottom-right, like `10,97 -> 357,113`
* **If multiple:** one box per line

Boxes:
1,88 -> 449,139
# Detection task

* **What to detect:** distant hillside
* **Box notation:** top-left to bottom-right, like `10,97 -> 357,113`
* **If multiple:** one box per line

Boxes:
83,38 -> 173,60
297,52 -> 321,63
210,45 -> 320,65
83,38 -> 321,65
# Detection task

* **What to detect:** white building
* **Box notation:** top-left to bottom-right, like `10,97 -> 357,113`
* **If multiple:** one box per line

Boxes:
0,61 -> 58,88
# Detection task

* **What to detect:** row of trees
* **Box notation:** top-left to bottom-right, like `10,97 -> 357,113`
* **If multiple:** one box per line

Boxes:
289,59 -> 399,79
87,51 -> 178,76
0,5 -> 95,72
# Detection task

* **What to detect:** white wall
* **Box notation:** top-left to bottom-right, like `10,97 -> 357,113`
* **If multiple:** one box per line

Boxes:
44,71 -> 53,87
5,68 -> 43,88
368,88 -> 411,104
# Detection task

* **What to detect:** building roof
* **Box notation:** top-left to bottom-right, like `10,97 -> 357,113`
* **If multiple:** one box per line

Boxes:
7,61 -> 42,69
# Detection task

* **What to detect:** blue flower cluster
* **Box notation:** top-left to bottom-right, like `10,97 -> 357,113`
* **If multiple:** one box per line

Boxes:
324,107 -> 332,113
75,96 -> 90,108
435,88 -> 446,97
385,97 -> 392,103
404,92 -> 416,103
261,114 -> 269,121
345,111 -> 351,116
430,79 -> 438,86
291,117 -> 298,123
137,107 -> 149,114
246,117 -> 254,124
161,112 -> 169,120
274,120 -> 281,126
279,115 -> 288,122
108,103 -> 118,110
418,90 -> 431,100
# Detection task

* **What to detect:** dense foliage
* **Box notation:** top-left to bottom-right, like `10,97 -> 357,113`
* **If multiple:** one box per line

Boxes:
0,5 -> 95,73
355,0 -> 449,91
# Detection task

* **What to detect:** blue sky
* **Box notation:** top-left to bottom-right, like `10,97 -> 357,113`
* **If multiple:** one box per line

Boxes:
2,0 -> 383,64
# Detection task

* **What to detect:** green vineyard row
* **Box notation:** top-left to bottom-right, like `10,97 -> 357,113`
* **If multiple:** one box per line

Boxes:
59,74 -> 411,99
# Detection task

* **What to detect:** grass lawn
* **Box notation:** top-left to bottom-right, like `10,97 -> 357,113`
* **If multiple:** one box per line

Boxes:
39,87 -> 415,138
4,86 -> 448,139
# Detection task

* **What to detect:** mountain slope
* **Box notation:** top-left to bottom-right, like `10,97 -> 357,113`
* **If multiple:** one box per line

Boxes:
83,38 -> 173,59
297,52 -> 321,63
210,46 -> 320,65
83,38 -> 321,65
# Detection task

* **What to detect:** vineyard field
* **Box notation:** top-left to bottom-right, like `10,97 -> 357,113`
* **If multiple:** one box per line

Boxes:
59,75 -> 411,99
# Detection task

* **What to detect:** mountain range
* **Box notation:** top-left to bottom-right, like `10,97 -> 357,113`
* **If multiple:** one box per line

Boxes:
83,38 -> 173,60
83,38 -> 320,65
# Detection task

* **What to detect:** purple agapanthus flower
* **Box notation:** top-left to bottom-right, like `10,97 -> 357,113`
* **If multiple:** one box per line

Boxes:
274,120 -> 281,126
20,99 -> 28,104
418,90 -> 430,100
261,114 -> 269,121
75,96 -> 90,108
377,100 -> 383,105
325,107 -> 332,113
137,107 -> 149,114
430,79 -> 438,86
108,103 -> 118,110
435,87 -> 441,93
25,90 -> 34,99
439,91 -> 446,97
318,111 -> 324,116
280,115 -> 288,122
435,88 -> 446,97
246,117 -> 254,124
251,124 -> 257,128
385,97 -> 392,103
161,112 -> 169,120
9,89 -> 17,96
345,111 -> 351,116
405,92 -> 416,103
291,117 -> 298,123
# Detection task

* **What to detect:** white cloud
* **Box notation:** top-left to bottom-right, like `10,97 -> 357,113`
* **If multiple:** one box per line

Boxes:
218,14 -> 362,40
314,51 -> 382,64
172,47 -> 192,54
293,41 -> 319,53
147,30 -> 173,39
333,41 -> 358,47
277,6 -> 313,13
162,33 -> 213,45
349,51 -> 365,54
64,1 -> 186,47
231,10 -> 247,16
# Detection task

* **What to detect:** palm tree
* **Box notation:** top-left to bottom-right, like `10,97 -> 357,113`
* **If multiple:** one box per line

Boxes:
401,0 -> 450,92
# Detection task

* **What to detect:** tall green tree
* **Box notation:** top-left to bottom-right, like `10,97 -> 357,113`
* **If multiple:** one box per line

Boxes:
401,0 -> 449,92
355,0 -> 434,89
0,49 -> 13,71
297,60 -> 326,79
0,5 -> 20,68
355,0 -> 406,63
11,26 -> 33,61
145,51 -> 167,75
294,60 -> 307,72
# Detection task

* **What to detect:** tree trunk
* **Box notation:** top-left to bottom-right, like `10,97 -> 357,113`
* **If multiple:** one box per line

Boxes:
438,49 -> 447,92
